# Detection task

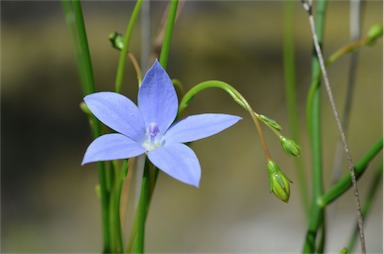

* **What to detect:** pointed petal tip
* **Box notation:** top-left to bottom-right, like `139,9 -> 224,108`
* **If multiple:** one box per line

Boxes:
178,177 -> 200,188
148,144 -> 201,188
164,113 -> 242,144
192,182 -> 200,188
81,157 -> 90,166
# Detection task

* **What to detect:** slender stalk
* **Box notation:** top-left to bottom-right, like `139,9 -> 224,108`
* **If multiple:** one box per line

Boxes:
132,159 -> 150,253
61,0 -> 110,252
319,137 -> 383,206
332,0 -> 364,183
159,0 -> 179,69
303,0 -> 327,252
125,159 -> 154,253
140,0 -> 151,73
348,164 -> 383,251
179,80 -> 272,160
108,161 -> 119,252
71,0 -> 95,92
115,0 -> 144,93
283,0 -> 308,213
302,0 -> 366,251
127,2 -> 180,252
110,160 -> 129,253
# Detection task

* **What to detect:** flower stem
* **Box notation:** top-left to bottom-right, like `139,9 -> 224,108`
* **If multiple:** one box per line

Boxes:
179,80 -> 272,160
348,164 -> 383,252
61,0 -> 111,252
303,0 -> 366,250
283,0 -> 309,214
128,2 -> 179,252
159,0 -> 179,69
110,160 -> 129,253
115,0 -> 144,93
131,159 -> 150,253
319,137 -> 383,206
303,0 -> 328,252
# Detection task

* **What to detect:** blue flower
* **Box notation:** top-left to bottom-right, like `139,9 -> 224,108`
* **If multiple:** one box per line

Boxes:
82,60 -> 241,187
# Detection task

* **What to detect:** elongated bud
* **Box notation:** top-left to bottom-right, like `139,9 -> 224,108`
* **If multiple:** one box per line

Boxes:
267,160 -> 292,203
280,136 -> 301,157
258,114 -> 282,131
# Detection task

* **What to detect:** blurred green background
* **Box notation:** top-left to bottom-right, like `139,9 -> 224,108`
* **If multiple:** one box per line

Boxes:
2,1 -> 382,252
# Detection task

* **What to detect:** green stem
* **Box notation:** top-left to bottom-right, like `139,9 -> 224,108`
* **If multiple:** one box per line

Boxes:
172,79 -> 186,101
159,0 -> 179,69
108,160 -> 128,253
327,23 -> 382,66
127,2 -> 179,252
303,0 -> 328,252
316,221 -> 326,253
115,0 -> 144,93
348,164 -> 383,251
302,136 -> 383,253
108,161 -> 118,252
131,159 -> 150,253
72,0 -> 96,96
61,0 -> 110,252
114,160 -> 129,253
179,80 -> 248,115
306,26 -> 383,111
319,137 -> 383,206
179,80 -> 272,160
283,0 -> 308,214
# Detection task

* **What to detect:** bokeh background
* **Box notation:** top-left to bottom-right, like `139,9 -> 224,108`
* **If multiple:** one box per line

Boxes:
2,1 -> 382,252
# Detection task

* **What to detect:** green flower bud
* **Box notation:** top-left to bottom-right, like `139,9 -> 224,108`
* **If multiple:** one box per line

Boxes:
259,114 -> 282,131
267,160 -> 292,203
80,101 -> 92,115
109,32 -> 125,50
95,184 -> 101,200
366,24 -> 383,46
280,136 -> 301,157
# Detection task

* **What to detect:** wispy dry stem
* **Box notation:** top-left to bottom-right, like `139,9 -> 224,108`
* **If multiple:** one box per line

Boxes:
301,0 -> 366,253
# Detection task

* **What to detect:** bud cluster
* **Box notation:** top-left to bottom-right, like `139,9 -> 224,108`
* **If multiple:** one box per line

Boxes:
252,113 -> 301,203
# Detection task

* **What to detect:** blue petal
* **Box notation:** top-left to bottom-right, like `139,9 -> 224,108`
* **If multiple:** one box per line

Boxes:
163,113 -> 242,144
84,92 -> 146,142
148,143 -> 201,187
82,133 -> 146,165
138,60 -> 178,136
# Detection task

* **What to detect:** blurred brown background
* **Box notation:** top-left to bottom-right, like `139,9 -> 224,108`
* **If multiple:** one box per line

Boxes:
2,1 -> 382,252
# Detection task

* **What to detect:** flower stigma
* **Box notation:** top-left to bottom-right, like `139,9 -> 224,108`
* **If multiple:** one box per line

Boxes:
143,122 -> 162,151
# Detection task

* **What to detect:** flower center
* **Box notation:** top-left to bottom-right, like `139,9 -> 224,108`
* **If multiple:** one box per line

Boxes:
142,122 -> 161,151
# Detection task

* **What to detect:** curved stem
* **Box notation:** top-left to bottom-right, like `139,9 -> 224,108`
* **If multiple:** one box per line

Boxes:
179,80 -> 272,160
